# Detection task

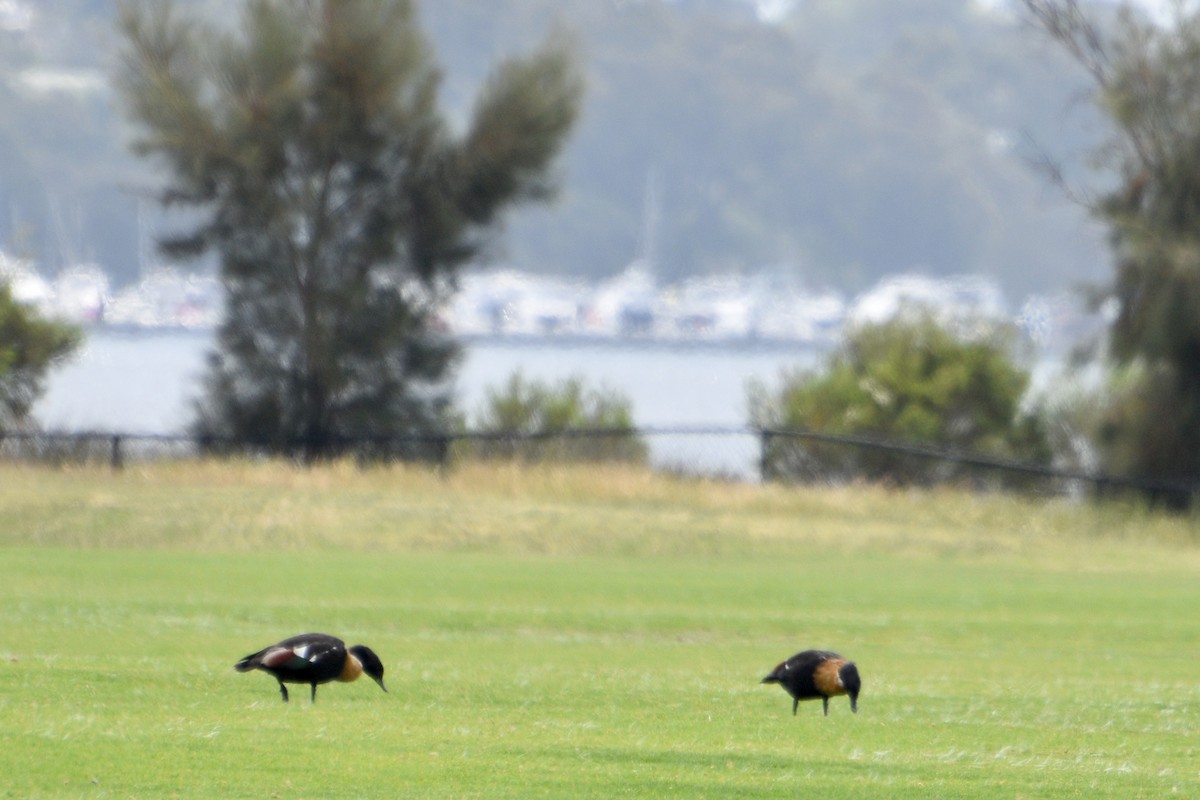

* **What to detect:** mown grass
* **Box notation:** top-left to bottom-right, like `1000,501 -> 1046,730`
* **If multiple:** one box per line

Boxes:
0,461 -> 1197,798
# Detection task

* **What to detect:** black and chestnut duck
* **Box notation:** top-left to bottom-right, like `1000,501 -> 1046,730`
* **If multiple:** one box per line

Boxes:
235,633 -> 387,702
762,649 -> 861,716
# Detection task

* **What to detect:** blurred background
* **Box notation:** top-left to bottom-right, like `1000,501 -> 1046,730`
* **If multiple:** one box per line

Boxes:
0,0 -> 1171,481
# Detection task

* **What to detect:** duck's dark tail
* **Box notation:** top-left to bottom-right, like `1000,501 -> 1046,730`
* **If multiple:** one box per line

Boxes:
761,661 -> 785,684
234,653 -> 259,672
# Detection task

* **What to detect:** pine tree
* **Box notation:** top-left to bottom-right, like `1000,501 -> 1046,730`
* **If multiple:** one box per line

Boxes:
117,0 -> 582,461
1024,1 -> 1200,504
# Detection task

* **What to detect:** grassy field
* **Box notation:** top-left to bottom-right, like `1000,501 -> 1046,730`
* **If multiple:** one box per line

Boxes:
0,462 -> 1197,798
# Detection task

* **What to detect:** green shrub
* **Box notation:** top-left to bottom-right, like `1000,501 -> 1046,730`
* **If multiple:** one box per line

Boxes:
467,372 -> 648,464
750,311 -> 1053,487
0,281 -> 81,432
1084,361 -> 1198,508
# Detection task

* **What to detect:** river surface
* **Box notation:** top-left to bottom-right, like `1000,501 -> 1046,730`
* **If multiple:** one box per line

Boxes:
35,329 -> 825,477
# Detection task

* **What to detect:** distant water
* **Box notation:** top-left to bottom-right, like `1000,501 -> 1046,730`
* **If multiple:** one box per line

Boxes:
35,329 -> 823,477
36,329 -> 212,434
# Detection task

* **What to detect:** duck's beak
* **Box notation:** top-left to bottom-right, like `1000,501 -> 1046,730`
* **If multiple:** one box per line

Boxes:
373,676 -> 387,692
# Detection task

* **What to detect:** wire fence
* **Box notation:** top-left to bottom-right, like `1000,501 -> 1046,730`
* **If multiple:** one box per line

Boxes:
1,425 -> 1194,507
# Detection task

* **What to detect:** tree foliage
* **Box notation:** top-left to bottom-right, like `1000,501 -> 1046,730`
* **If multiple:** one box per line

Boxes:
1023,0 -> 1200,503
0,282 -> 81,432
468,372 -> 647,464
750,311 -> 1051,486
116,0 -> 582,460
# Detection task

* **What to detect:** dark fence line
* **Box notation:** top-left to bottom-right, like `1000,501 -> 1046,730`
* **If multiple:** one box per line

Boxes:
1,426 -> 1194,505
758,427 -> 1197,505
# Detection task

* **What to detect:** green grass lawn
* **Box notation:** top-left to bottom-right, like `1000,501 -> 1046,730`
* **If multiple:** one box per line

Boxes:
0,462 -> 1197,798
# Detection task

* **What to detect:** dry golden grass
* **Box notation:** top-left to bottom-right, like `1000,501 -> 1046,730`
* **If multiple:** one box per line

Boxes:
1,460 -> 1197,568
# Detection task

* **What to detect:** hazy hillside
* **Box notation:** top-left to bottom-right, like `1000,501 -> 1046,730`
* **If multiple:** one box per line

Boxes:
0,0 -> 1117,299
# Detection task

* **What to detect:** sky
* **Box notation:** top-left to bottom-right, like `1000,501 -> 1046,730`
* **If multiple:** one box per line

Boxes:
1136,0 -> 1197,24
750,0 -> 1193,25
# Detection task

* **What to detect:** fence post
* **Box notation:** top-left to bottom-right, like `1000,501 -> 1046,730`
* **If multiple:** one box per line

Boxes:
110,435 -> 124,471
436,434 -> 451,477
759,429 -> 773,484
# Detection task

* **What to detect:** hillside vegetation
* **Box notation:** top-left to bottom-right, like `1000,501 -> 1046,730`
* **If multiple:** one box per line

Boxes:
2,0 -> 1112,298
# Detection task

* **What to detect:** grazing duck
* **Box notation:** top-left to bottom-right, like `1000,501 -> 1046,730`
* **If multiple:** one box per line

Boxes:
762,649 -> 860,716
235,633 -> 387,702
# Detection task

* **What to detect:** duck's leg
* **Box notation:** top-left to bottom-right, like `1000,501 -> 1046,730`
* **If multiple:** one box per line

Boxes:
792,697 -> 799,716
310,683 -> 318,703
822,697 -> 829,716
278,681 -> 289,703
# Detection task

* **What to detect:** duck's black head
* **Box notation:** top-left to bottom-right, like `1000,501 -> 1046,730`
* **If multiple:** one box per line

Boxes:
350,645 -> 387,692
840,661 -> 861,712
